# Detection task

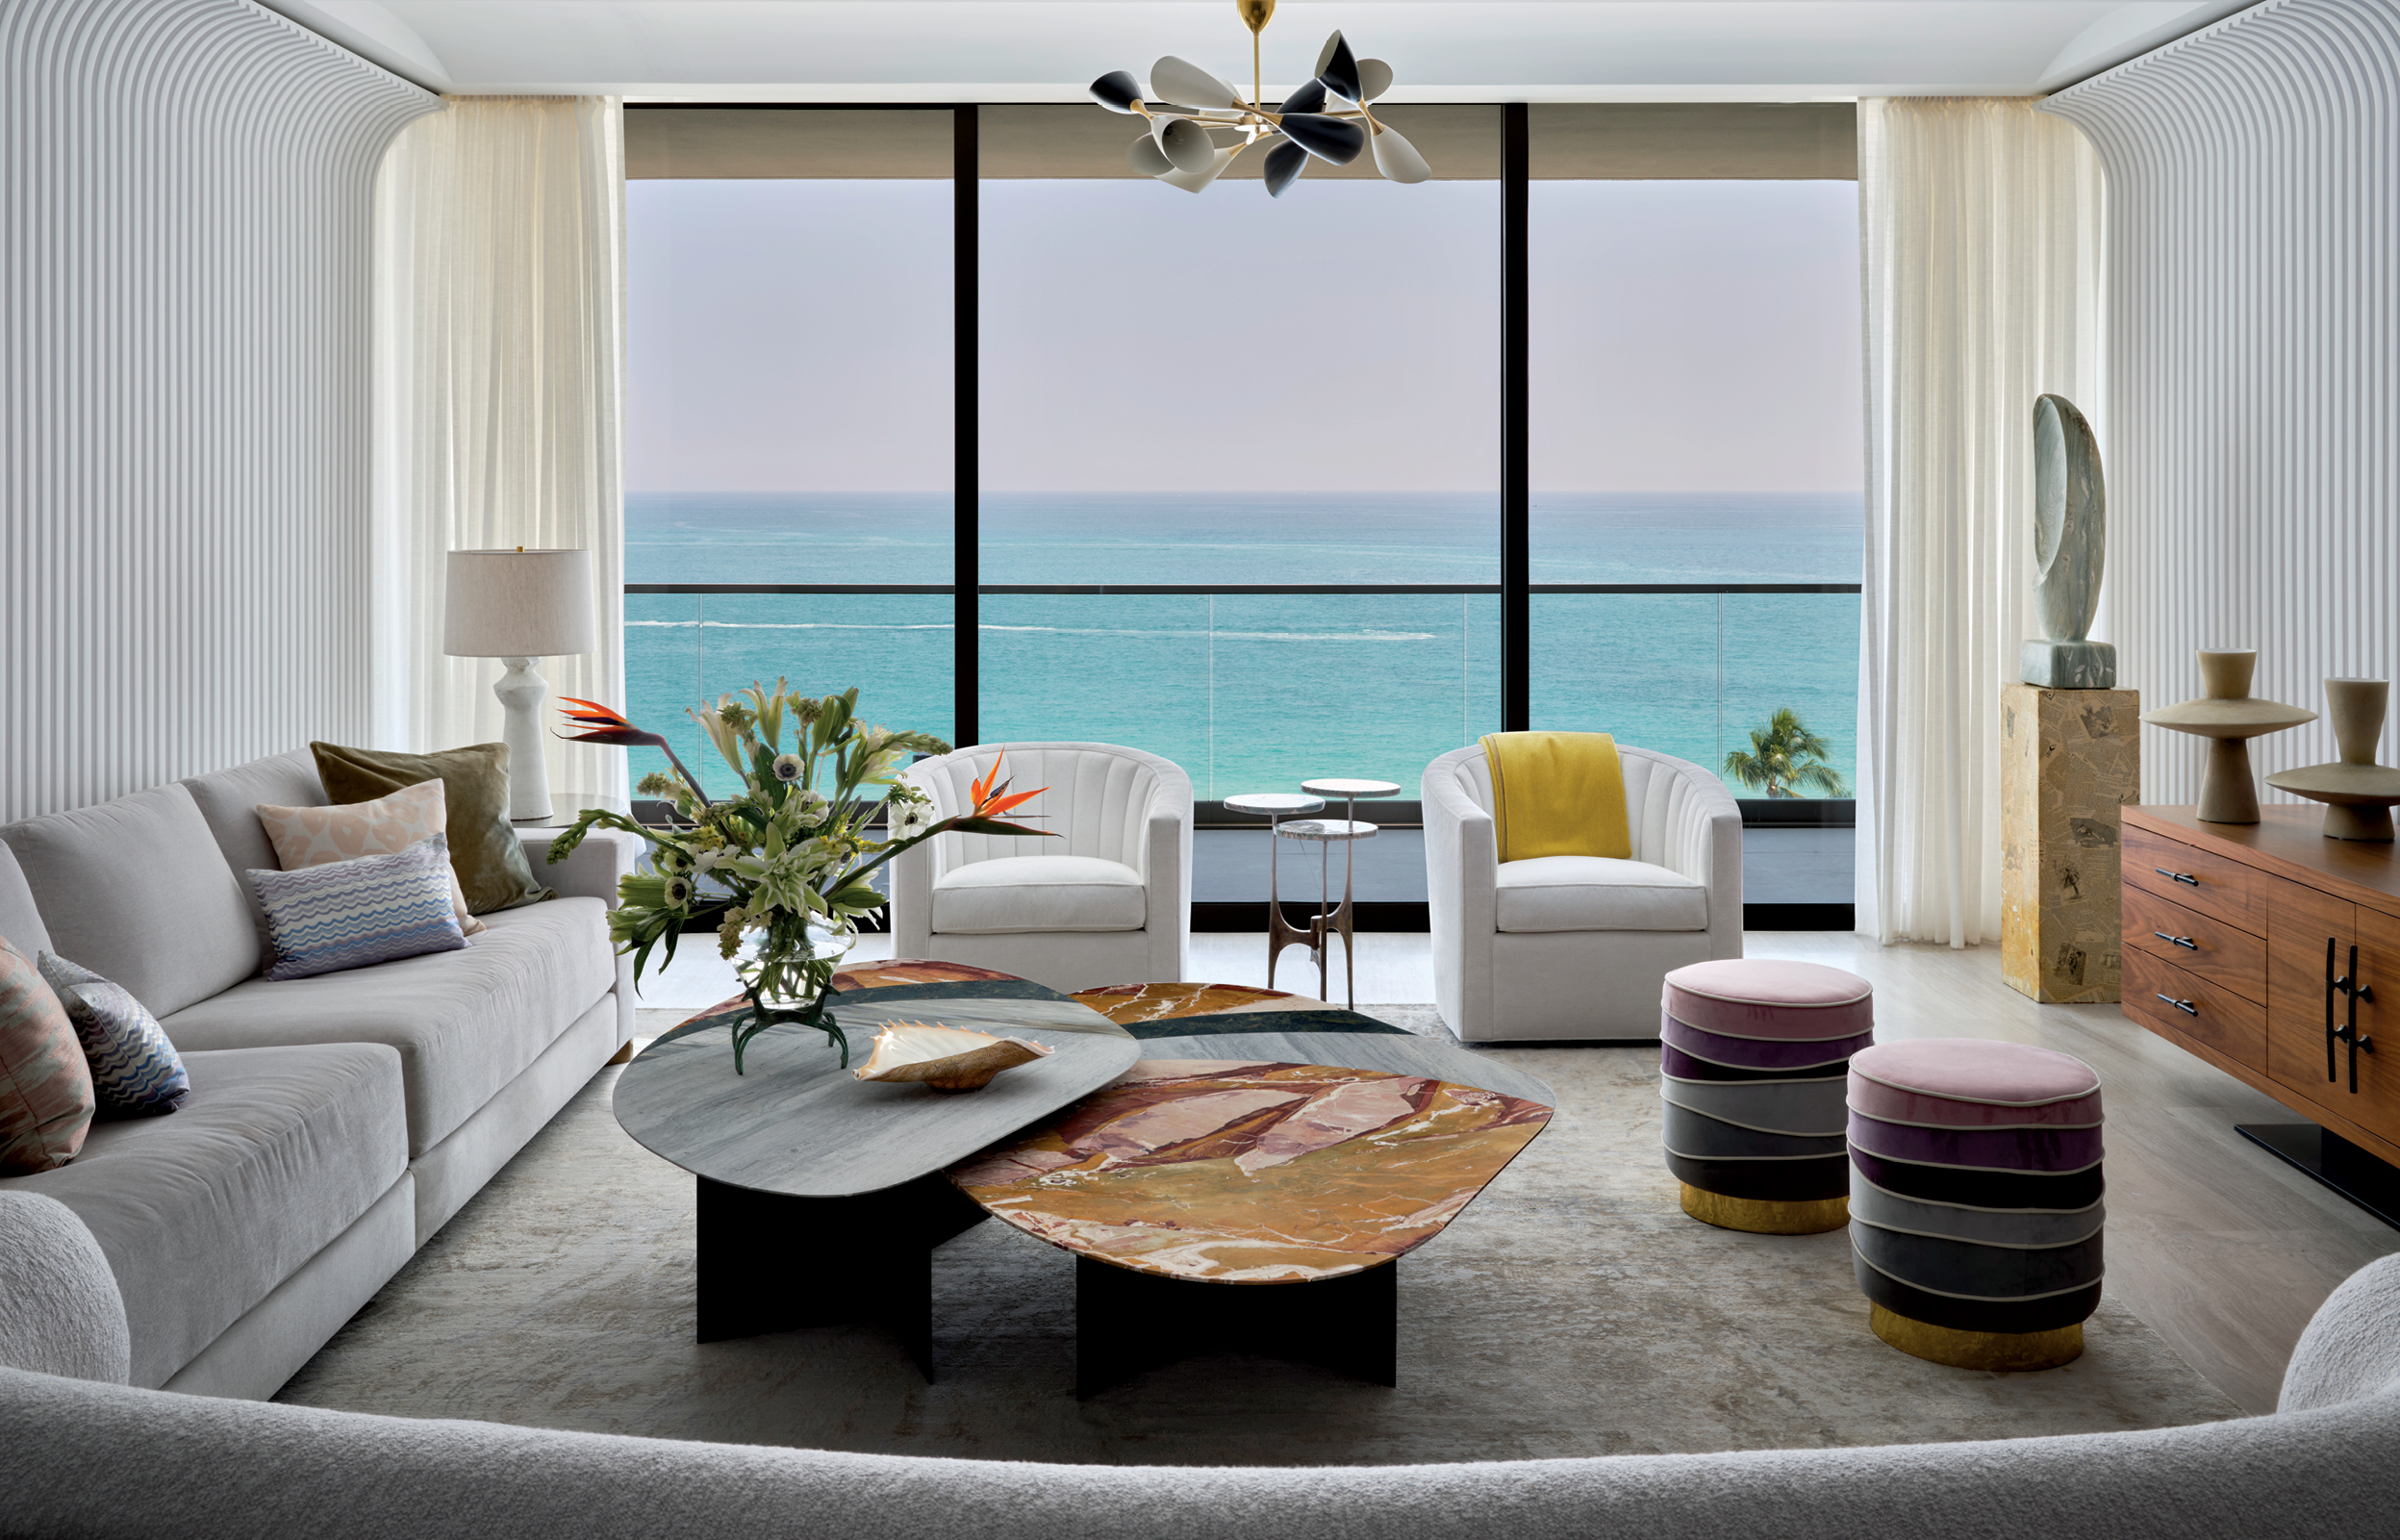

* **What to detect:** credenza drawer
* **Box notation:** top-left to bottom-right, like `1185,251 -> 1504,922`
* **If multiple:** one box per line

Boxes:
2124,823 -> 2271,934
2124,945 -> 2266,1071
2123,882 -> 2265,1003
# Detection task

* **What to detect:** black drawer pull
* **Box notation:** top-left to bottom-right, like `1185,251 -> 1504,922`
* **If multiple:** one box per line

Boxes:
2156,867 -> 2200,887
2154,931 -> 2198,950
2157,994 -> 2198,1017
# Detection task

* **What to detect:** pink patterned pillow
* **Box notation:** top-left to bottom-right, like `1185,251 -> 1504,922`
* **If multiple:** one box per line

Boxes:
0,937 -> 94,1174
255,779 -> 484,936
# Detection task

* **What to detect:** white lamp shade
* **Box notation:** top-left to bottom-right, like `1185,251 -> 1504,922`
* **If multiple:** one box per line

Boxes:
442,548 -> 598,658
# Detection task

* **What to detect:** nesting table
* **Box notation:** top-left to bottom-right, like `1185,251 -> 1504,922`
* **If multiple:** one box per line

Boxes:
1227,778 -> 1402,1009
612,969 -> 1138,1373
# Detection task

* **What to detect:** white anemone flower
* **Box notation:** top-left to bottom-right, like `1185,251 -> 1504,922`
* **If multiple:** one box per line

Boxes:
771,752 -> 804,783
891,803 -> 937,842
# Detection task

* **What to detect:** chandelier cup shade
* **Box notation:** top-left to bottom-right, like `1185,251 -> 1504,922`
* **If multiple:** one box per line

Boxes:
1151,114 -> 1219,174
1088,3 -> 1427,197
1158,146 -> 1237,193
1280,114 -> 1366,165
1127,133 -> 1174,177
1316,31 -> 1362,103
1150,55 -> 1246,113
1370,120 -> 1431,184
1277,77 -> 1328,115
1263,138 -> 1309,197
1090,70 -> 1145,114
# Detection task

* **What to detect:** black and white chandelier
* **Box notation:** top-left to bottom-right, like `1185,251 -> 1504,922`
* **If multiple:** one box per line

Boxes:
1088,0 -> 1428,196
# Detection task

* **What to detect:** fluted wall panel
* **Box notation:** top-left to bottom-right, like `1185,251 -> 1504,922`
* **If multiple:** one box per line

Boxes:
1,1 -> 437,824
2045,0 -> 2400,804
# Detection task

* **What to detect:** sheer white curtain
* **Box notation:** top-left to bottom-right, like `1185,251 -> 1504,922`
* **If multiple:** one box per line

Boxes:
1856,98 -> 2106,946
370,95 -> 627,809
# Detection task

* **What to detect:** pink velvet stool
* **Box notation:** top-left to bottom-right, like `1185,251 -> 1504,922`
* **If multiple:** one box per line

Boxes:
1659,959 -> 1873,1235
1846,1038 -> 2105,1371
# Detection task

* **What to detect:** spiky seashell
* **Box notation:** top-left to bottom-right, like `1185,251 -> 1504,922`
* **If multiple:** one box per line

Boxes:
852,1021 -> 1053,1093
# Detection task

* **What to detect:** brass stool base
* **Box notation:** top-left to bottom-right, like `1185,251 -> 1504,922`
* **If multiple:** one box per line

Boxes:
1678,1183 -> 1850,1235
1870,1302 -> 2084,1371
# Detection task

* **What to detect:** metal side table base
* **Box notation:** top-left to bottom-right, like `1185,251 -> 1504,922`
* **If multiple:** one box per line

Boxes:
1275,819 -> 1378,1010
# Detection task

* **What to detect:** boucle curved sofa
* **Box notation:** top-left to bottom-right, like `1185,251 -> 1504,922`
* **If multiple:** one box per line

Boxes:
2,1188 -> 2395,1540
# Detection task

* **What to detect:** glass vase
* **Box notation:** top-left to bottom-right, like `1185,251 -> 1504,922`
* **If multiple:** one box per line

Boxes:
727,921 -> 846,1075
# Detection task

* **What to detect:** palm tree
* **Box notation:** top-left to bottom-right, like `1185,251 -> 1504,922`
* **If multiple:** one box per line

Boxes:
1724,708 -> 1848,798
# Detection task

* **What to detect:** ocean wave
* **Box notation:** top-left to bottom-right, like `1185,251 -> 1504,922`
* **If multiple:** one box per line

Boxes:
626,620 -> 1438,643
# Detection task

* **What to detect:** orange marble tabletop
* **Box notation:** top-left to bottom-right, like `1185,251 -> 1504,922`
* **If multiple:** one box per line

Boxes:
950,1059 -> 1553,1284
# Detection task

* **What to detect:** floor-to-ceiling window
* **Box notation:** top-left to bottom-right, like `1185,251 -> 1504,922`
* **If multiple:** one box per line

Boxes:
975,107 -> 1502,801
1527,106 -> 1863,805
623,110 -> 954,797
621,102 -> 1863,910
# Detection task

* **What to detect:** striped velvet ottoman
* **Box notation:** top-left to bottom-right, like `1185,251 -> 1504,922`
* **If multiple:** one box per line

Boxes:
1846,1039 -> 2105,1371
1659,959 -> 1873,1235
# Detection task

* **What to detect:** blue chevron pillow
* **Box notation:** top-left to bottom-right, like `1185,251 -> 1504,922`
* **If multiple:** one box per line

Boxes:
36,952 -> 189,1118
247,835 -> 468,981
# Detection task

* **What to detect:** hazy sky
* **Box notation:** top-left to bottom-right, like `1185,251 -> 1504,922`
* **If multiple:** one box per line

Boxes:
626,176 -> 1861,494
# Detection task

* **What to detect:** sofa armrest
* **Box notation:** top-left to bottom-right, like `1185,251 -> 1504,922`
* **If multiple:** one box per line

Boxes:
1424,756 -> 1498,1036
1143,770 -> 1194,978
1647,758 -> 1743,959
523,827 -> 642,907
0,1194 -> 129,1385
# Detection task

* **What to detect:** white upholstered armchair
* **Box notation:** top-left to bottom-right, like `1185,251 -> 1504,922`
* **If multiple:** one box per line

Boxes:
1424,743 -> 1742,1042
890,742 -> 1192,994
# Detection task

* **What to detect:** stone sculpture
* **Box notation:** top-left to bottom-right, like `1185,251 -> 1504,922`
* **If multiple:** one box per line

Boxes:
2019,393 -> 2116,689
2142,650 -> 2315,824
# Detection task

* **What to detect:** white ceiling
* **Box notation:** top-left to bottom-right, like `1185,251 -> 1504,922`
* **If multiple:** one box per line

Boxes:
263,0 -> 2256,101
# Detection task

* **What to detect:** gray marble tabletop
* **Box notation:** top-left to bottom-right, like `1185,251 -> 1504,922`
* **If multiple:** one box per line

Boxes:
615,992 -> 1140,1199
1126,1029 -> 1555,1107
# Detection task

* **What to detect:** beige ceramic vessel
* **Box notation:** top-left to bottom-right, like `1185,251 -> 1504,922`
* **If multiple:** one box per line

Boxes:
2141,649 -> 2315,823
2265,678 -> 2400,841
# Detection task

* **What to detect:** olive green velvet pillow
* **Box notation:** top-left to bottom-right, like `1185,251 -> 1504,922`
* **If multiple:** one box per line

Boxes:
309,743 -> 552,915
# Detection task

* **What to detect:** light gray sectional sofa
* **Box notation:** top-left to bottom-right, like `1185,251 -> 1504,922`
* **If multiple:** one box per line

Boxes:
0,1186 -> 2394,1538
0,750 -> 637,1401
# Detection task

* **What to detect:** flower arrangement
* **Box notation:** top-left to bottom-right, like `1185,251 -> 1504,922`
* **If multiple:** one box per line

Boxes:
545,683 -> 1050,1073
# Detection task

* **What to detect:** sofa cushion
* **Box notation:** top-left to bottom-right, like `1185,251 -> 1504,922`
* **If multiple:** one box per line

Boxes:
250,838 -> 469,981
36,953 -> 189,1118
158,898 -> 614,1157
0,846 -> 50,957
0,783 -> 259,1019
932,856 -> 1146,934
0,1042 -> 407,1389
0,942 -> 93,1174
256,779 -> 483,936
311,742 -> 550,915
180,750 -> 326,879
1494,855 -> 1707,933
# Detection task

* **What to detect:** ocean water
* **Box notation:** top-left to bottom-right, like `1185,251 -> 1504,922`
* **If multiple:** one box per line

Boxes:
621,492 -> 1861,802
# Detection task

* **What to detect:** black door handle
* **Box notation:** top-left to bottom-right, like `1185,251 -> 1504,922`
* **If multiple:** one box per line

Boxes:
2334,943 -> 2376,1094
2154,931 -> 2198,950
2156,867 -> 2200,887
2157,994 -> 2198,1017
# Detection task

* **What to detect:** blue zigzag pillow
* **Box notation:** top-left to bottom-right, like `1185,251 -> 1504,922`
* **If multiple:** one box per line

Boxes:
248,834 -> 469,981
37,952 -> 190,1118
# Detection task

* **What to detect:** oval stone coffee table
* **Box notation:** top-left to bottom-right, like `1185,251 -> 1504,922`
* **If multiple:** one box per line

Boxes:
952,1031 -> 1554,1396
615,960 -> 1140,1376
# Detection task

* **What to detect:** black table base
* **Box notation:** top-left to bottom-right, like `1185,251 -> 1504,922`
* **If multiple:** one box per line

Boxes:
1074,1255 -> 1398,1398
695,1173 -> 988,1378
2236,1123 -> 2400,1232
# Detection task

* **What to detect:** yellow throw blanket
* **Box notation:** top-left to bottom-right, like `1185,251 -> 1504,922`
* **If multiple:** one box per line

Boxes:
1479,731 -> 1630,862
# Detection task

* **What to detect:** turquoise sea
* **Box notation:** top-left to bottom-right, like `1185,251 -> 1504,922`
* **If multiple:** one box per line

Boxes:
621,492 -> 1862,802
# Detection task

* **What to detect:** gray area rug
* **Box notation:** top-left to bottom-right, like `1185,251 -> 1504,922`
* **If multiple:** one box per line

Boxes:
276,1008 -> 2242,1465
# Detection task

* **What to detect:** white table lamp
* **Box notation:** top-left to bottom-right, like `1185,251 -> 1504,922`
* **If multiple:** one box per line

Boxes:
442,547 -> 598,822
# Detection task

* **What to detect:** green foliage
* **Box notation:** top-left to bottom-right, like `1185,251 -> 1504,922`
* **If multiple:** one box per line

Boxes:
547,681 -> 1050,1073
1723,707 -> 1848,798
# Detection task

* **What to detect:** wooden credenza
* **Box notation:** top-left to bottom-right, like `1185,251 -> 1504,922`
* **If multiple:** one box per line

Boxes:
2122,804 -> 2400,1170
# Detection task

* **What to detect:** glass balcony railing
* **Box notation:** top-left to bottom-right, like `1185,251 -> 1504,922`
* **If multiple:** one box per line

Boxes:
624,583 -> 1857,803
